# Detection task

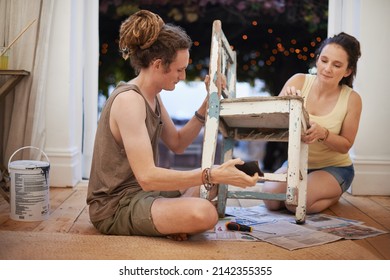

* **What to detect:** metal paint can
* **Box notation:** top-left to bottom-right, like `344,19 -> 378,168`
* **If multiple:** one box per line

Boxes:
8,146 -> 50,221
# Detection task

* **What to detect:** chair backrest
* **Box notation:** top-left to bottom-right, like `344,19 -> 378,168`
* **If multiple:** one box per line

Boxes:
208,20 -> 237,99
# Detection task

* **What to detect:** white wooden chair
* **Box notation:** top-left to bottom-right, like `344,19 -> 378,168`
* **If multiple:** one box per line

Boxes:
200,20 -> 309,224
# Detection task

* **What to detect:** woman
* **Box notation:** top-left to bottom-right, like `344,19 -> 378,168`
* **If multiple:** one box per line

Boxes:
87,10 -> 258,240
262,32 -> 362,214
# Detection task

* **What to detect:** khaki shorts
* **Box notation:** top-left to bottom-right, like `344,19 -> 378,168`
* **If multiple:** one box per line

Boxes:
92,190 -> 181,236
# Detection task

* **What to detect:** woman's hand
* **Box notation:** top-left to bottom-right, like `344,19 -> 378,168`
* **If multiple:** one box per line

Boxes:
283,86 -> 301,96
302,121 -> 328,144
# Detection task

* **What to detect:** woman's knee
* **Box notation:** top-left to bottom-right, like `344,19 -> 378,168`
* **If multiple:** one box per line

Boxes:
263,199 -> 285,211
262,181 -> 286,193
262,181 -> 287,211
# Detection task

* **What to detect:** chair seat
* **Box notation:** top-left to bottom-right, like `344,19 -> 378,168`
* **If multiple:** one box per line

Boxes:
219,96 -> 308,141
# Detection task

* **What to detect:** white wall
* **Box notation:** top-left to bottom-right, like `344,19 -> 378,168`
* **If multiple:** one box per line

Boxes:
329,0 -> 390,195
45,0 -> 98,187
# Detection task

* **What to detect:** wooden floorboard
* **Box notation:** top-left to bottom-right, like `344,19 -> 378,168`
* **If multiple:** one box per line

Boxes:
34,187 -> 88,233
340,194 -> 390,259
0,182 -> 389,259
328,195 -> 390,259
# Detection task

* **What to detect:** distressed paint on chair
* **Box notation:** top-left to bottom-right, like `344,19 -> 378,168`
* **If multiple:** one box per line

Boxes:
201,20 -> 309,223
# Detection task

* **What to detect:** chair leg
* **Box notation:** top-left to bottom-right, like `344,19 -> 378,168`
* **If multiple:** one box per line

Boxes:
200,91 -> 220,199
217,184 -> 228,218
286,99 -> 302,206
295,142 -> 308,224
217,137 -> 234,217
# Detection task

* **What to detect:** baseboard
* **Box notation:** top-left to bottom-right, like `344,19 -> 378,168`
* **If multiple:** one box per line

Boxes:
44,147 -> 81,187
348,158 -> 390,195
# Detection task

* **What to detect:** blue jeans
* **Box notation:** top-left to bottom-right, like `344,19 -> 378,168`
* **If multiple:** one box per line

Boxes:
309,165 -> 354,193
282,161 -> 354,193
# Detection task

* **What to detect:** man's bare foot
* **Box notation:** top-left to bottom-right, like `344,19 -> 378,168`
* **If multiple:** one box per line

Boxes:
167,233 -> 188,241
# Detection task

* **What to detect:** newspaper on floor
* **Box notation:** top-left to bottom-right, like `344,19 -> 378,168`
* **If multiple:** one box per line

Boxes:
190,215 -> 341,250
227,205 -> 387,240
303,213 -> 388,240
190,205 -> 388,250
250,220 -> 342,250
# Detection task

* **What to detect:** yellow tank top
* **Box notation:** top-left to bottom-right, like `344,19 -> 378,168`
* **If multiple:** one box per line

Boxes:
301,74 -> 352,169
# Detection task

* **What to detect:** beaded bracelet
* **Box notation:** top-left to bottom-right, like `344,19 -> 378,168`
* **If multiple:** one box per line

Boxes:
202,167 -> 216,191
201,168 -> 208,186
194,111 -> 205,124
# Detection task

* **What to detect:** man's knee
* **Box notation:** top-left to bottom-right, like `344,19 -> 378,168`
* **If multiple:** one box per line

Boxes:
192,199 -> 218,227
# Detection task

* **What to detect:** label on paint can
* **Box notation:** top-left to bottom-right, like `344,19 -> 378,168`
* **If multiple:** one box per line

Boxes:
9,160 -> 50,221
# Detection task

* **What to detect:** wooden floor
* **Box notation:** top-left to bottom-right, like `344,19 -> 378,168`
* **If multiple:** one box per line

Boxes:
0,181 -> 389,259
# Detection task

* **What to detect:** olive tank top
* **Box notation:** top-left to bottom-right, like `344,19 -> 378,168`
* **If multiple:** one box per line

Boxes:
87,83 -> 163,222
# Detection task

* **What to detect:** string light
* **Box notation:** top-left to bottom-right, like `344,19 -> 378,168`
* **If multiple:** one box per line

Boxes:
101,43 -> 108,54
277,43 -> 285,52
177,26 -> 323,71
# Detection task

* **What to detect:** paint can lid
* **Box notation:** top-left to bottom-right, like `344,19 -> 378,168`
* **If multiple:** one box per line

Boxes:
9,160 -> 50,170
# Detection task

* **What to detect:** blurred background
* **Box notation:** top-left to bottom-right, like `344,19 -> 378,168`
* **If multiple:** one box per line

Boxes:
98,0 -> 328,171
